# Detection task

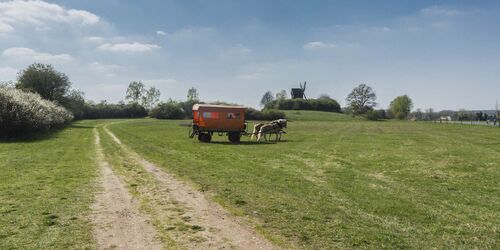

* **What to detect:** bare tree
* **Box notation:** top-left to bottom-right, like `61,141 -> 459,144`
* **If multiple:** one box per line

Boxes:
142,87 -> 161,110
126,81 -> 145,104
187,87 -> 199,102
426,108 -> 434,121
275,90 -> 287,100
260,91 -> 274,106
346,84 -> 377,114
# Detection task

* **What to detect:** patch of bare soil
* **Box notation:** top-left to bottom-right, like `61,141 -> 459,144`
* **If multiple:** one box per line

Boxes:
104,127 -> 277,249
91,129 -> 163,250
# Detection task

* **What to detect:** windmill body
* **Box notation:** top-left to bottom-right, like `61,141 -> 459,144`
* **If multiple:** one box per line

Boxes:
291,81 -> 307,99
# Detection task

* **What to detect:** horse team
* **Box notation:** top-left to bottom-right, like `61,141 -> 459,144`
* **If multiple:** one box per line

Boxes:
250,119 -> 287,142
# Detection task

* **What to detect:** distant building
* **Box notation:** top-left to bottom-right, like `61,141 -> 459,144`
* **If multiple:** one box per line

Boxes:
291,88 -> 304,99
291,81 -> 307,99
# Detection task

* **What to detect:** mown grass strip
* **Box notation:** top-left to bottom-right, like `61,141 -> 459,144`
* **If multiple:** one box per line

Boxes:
0,122 -> 98,249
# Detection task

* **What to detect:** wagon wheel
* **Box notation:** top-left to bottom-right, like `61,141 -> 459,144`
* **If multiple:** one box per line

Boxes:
228,132 -> 241,143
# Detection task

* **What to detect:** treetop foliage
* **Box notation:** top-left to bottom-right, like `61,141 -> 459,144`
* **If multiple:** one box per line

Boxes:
16,63 -> 71,103
390,95 -> 413,120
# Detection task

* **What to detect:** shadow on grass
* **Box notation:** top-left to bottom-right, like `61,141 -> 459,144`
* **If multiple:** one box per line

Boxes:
70,124 -> 95,129
0,123 -> 94,143
205,139 -> 293,145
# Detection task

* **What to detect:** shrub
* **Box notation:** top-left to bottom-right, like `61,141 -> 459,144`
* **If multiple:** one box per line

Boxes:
0,86 -> 73,135
82,102 -> 147,119
150,101 -> 185,119
246,108 -> 286,120
265,98 -> 341,112
363,109 -> 388,121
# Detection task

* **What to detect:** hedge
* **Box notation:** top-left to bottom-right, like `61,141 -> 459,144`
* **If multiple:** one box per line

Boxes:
265,98 -> 341,112
0,86 -> 73,135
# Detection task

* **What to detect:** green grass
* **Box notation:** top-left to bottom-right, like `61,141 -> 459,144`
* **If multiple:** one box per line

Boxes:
0,122 -> 99,249
105,113 -> 500,249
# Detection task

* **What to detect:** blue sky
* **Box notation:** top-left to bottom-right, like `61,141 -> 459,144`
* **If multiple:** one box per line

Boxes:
1,0 -> 499,110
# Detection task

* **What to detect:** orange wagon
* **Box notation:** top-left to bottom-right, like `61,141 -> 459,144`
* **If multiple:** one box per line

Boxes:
189,104 -> 247,142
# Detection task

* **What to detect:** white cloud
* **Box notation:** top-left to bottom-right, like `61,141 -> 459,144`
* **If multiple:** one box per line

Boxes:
0,21 -> 14,33
67,9 -> 99,25
87,36 -> 104,42
88,62 -> 124,71
420,6 -> 464,16
156,30 -> 167,36
98,42 -> 160,53
0,0 -> 100,30
0,66 -> 18,81
304,41 -> 336,50
2,47 -> 73,62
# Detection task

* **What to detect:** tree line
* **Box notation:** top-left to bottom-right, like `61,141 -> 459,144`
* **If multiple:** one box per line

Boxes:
259,83 -> 414,120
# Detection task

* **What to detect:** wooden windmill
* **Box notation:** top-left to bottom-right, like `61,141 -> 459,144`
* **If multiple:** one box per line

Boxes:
291,81 -> 307,99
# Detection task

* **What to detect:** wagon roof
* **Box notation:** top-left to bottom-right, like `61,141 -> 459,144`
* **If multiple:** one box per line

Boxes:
192,104 -> 246,111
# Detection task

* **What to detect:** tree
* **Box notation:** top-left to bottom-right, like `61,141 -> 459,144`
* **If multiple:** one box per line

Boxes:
187,87 -> 199,102
389,95 -> 413,120
60,89 -> 86,119
149,100 -> 185,119
16,63 -> 71,103
457,109 -> 467,123
426,108 -> 434,121
318,94 -> 332,100
260,91 -> 274,107
275,90 -> 287,101
414,108 -> 423,120
141,87 -> 161,110
126,81 -> 145,104
346,84 -> 377,114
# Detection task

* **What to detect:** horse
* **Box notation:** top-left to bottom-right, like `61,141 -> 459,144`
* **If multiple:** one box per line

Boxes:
257,119 -> 287,142
250,123 -> 265,140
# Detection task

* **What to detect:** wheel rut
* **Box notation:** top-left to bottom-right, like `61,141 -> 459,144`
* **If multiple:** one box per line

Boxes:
91,128 -> 163,250
103,126 -> 277,249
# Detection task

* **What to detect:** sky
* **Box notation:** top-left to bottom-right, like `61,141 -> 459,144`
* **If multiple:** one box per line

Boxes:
1,0 -> 500,110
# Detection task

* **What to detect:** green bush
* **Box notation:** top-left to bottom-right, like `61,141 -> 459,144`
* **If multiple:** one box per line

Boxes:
364,109 -> 388,121
150,101 -> 185,119
0,86 -> 73,135
246,108 -> 286,120
82,102 -> 147,119
265,98 -> 341,112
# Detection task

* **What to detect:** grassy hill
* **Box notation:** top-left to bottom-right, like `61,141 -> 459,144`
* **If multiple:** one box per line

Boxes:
283,110 -> 361,122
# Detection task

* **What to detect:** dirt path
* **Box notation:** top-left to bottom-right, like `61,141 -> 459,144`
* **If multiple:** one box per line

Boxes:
91,129 -> 163,250
103,127 -> 277,249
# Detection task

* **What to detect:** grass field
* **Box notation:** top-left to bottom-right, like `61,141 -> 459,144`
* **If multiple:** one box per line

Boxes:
1,111 -> 499,249
105,112 -> 500,249
0,122 -> 99,249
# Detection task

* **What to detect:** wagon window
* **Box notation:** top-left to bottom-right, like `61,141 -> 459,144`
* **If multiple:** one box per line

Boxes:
227,112 -> 241,119
203,112 -> 218,119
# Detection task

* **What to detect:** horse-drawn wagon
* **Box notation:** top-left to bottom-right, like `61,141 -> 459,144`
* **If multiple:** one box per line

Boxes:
189,104 -> 247,142
189,104 -> 288,143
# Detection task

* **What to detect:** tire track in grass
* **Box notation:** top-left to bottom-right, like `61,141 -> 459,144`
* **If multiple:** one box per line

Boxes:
103,126 -> 277,249
91,128 -> 163,250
